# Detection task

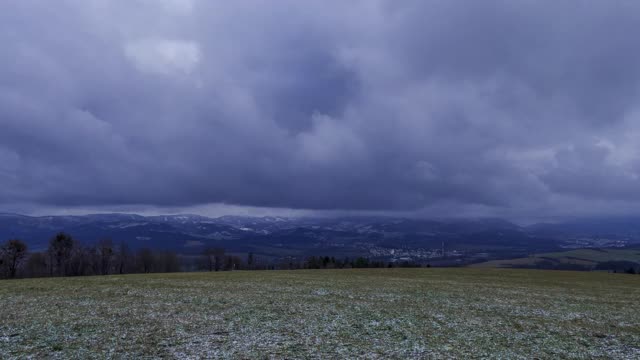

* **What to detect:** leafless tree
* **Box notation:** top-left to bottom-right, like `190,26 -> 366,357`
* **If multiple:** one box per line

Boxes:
24,252 -> 47,278
116,242 -> 131,274
137,248 -> 154,273
202,247 -> 225,271
48,232 -> 74,276
97,239 -> 114,275
4,239 -> 28,278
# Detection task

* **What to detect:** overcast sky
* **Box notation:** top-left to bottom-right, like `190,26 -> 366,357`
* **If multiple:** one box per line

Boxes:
2,0 -> 640,220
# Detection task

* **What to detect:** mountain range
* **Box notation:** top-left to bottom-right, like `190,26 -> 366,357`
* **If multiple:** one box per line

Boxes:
1,213 -> 639,263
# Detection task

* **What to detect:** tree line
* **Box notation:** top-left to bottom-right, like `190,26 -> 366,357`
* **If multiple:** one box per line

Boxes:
299,256 -> 422,269
1,233 -> 428,280
0,233 -> 247,279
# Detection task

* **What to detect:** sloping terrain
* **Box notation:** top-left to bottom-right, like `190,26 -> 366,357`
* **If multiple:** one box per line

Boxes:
472,248 -> 640,270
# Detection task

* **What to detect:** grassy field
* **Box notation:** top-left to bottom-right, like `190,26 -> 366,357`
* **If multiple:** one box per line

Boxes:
472,248 -> 640,269
1,269 -> 639,359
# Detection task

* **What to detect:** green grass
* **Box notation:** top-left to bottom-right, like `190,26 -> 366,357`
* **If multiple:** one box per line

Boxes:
1,269 -> 639,359
472,248 -> 640,268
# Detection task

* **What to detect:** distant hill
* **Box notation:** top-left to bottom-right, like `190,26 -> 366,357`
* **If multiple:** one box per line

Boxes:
0,213 -> 243,252
471,248 -> 640,271
527,217 -> 640,239
3,213 -> 640,262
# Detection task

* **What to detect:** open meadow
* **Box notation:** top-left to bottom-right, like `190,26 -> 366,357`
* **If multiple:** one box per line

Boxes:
1,268 -> 639,359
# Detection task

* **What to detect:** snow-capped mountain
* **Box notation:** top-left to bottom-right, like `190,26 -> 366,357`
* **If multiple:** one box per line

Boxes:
4,213 -> 636,259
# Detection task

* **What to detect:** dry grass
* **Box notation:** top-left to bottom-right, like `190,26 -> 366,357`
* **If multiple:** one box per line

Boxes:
1,268 -> 639,359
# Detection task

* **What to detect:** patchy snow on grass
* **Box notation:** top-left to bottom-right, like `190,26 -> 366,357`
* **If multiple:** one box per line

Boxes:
1,269 -> 639,358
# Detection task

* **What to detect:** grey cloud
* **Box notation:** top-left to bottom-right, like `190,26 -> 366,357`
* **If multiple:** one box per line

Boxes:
1,0 -> 640,217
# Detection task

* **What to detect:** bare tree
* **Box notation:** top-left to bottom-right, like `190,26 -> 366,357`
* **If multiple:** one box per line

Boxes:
137,248 -> 154,273
202,248 -> 215,271
116,242 -> 131,274
213,248 -> 225,271
2,239 -> 28,278
202,247 -> 226,271
48,233 -> 75,276
85,245 -> 100,275
68,244 -> 94,276
24,252 -> 47,278
247,252 -> 254,270
97,239 -> 114,275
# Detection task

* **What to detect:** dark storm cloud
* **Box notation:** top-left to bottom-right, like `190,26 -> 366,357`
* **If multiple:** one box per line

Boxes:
2,0 -> 640,216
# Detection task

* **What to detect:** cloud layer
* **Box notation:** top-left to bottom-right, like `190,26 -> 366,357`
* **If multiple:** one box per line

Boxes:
2,0 -> 640,217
